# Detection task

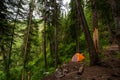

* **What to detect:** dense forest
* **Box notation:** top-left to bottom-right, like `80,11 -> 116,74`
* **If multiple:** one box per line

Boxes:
0,0 -> 120,80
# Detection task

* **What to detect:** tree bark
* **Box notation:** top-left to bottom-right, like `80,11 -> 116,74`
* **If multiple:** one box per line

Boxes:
91,0 -> 100,53
107,19 -> 114,44
43,0 -> 47,69
75,24 -> 80,52
108,0 -> 120,51
76,4 -> 81,52
22,0 -> 34,80
27,71 -> 31,80
75,0 -> 99,66
53,0 -> 60,67
54,23 -> 59,67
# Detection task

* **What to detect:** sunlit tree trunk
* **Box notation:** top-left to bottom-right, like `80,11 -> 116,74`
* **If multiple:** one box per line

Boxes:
27,71 -> 31,80
91,0 -> 100,53
75,0 -> 99,66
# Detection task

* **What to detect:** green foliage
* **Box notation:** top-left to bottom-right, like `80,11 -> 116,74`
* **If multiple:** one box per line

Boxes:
98,53 -> 105,59
84,7 -> 92,31
31,66 -> 55,80
0,71 -> 5,80
10,66 -> 22,80
79,32 -> 87,51
99,31 -> 109,49
59,42 -> 76,62
82,51 -> 90,65
116,52 -> 120,59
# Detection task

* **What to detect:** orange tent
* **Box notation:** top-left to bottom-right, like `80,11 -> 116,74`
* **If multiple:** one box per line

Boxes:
71,53 -> 85,62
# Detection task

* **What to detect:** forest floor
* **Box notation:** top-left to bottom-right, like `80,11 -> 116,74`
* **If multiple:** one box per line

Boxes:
42,44 -> 120,80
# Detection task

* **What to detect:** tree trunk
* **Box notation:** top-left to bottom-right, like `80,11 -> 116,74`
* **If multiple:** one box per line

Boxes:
108,0 -> 120,51
43,0 -> 47,69
91,0 -> 100,53
76,4 -> 81,52
75,0 -> 99,66
75,24 -> 80,52
50,40 -> 55,58
107,19 -> 114,44
22,0 -> 34,80
43,21 -> 47,69
54,24 -> 59,67
27,71 -> 31,80
53,0 -> 60,67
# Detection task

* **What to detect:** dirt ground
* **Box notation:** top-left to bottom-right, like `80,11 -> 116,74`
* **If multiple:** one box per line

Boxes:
42,44 -> 120,80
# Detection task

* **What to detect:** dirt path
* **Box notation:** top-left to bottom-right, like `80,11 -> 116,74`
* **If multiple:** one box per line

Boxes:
42,44 -> 120,80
